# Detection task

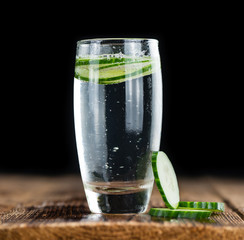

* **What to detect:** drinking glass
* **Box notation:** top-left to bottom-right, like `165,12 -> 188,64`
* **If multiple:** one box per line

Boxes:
74,38 -> 162,213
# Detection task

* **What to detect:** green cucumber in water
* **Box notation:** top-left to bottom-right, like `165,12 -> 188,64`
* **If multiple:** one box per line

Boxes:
75,57 -> 151,66
179,201 -> 225,212
149,208 -> 212,219
74,56 -> 155,84
151,151 -> 180,209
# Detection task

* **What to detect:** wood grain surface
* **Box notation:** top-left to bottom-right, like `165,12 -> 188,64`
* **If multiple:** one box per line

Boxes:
0,174 -> 243,240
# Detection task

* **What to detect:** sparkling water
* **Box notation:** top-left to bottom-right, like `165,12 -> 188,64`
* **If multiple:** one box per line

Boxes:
74,72 -> 162,213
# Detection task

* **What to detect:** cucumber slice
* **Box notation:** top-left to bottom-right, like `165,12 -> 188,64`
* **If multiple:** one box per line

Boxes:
75,57 -> 151,66
179,201 -> 225,212
152,151 -> 180,209
149,208 -> 212,219
74,56 -> 155,84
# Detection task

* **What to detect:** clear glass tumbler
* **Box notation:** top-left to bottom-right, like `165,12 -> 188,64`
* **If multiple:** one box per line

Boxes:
74,38 -> 162,213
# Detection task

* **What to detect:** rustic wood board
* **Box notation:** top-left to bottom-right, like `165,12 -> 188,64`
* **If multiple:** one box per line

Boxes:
0,174 -> 243,240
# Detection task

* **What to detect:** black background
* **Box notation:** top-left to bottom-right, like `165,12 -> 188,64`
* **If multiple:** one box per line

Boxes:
1,4 -> 243,177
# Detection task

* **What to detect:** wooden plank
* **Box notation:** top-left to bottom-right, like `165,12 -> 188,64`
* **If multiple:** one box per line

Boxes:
0,174 -> 86,208
210,177 -> 244,208
0,221 -> 244,240
0,175 -> 243,240
210,177 -> 244,220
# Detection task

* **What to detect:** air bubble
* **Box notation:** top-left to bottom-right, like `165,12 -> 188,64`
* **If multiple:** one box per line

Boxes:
104,163 -> 109,169
118,52 -> 123,58
112,147 -> 119,152
105,54 -> 111,60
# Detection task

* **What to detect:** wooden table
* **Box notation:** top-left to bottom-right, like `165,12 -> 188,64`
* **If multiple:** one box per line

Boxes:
0,174 -> 243,240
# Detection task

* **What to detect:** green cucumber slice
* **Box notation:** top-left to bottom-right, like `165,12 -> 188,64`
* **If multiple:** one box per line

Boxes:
74,56 -> 155,84
75,57 -> 151,66
152,151 -> 180,209
179,201 -> 225,212
149,208 -> 212,219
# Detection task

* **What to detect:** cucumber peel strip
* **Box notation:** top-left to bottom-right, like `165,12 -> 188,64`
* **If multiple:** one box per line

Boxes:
178,201 -> 225,212
149,208 -> 212,219
75,57 -> 151,66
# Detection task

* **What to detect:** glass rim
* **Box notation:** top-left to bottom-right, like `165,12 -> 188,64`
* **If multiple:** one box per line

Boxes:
77,38 -> 158,45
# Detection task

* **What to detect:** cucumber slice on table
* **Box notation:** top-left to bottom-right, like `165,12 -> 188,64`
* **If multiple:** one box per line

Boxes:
179,201 -> 225,212
149,208 -> 212,219
152,151 -> 180,209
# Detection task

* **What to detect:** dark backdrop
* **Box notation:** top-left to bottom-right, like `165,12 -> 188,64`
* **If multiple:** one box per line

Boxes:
1,4 -> 243,176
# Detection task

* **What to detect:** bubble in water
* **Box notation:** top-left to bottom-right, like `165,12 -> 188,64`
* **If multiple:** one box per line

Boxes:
135,50 -> 146,58
104,163 -> 109,169
114,52 -> 124,59
118,52 -> 123,58
104,54 -> 111,60
112,147 -> 119,152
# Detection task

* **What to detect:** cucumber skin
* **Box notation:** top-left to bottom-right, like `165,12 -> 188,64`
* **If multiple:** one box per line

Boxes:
75,57 -> 150,66
151,152 -> 179,209
149,208 -> 212,219
75,64 -> 152,84
179,201 -> 225,212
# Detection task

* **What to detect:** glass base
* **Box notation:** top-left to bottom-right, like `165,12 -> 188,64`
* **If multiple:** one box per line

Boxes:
84,180 -> 154,213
